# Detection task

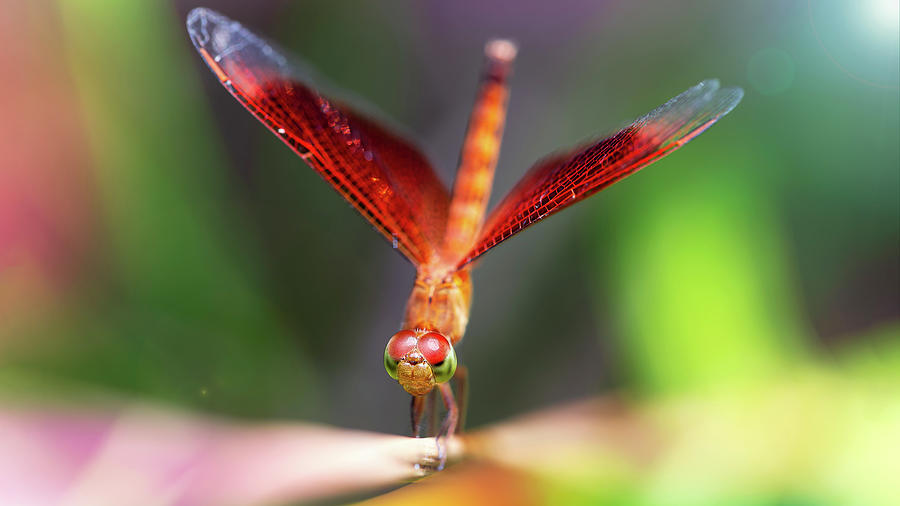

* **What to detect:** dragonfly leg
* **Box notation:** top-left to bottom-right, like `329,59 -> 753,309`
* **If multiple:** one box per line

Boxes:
438,382 -> 459,437
427,388 -> 440,437
453,365 -> 469,433
410,394 -> 427,437
431,382 -> 460,470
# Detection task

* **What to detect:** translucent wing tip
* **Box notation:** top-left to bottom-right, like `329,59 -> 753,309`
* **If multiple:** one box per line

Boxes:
636,79 -> 744,149
697,78 -> 721,91
690,78 -> 744,119
186,7 -> 287,78
717,85 -> 744,118
186,7 -> 228,51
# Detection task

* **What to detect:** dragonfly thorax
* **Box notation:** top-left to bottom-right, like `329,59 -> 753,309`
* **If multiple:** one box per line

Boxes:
401,270 -> 473,345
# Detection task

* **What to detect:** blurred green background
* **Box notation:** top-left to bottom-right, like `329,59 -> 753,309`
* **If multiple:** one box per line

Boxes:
1,0 -> 897,504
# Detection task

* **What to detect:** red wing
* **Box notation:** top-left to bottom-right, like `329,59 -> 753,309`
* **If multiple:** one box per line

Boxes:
187,8 -> 449,266
455,79 -> 743,269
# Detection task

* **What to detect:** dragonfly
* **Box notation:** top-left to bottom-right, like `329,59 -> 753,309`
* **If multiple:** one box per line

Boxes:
187,7 -> 742,463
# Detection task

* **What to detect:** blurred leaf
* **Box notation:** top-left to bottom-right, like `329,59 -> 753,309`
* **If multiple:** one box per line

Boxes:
592,135 -> 809,394
53,0 -> 316,417
5,362 -> 896,506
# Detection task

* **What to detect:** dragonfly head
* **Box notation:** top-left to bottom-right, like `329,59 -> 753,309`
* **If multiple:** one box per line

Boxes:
384,330 -> 457,396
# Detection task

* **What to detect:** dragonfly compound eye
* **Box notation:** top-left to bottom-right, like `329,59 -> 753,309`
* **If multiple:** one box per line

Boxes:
384,330 -> 417,380
418,332 -> 457,383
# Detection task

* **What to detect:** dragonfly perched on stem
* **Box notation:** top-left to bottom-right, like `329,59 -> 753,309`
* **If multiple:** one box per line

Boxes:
187,7 -> 742,470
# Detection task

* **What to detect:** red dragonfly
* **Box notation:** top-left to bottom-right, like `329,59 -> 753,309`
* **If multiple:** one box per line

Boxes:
187,6 -> 742,454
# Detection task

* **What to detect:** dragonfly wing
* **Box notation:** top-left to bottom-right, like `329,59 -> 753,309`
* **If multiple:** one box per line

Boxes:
456,79 -> 743,269
187,8 -> 449,266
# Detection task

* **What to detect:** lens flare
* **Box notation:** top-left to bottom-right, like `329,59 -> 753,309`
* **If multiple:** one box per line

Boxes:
868,0 -> 900,33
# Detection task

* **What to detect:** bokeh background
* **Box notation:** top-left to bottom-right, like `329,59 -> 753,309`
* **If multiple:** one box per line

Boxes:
1,0 -> 898,504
